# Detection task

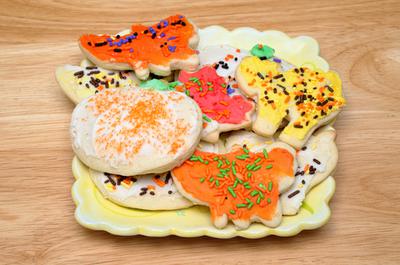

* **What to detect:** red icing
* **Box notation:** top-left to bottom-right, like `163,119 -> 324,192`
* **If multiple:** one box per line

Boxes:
178,66 -> 254,124
79,15 -> 196,69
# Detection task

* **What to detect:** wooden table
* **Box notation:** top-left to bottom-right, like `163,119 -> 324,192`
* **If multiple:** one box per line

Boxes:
1,0 -> 399,264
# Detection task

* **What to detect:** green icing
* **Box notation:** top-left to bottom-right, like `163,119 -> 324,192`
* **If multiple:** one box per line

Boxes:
139,79 -> 181,91
250,44 -> 275,59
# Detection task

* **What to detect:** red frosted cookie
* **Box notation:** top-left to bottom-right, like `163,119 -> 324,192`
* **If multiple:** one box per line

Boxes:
178,66 -> 255,143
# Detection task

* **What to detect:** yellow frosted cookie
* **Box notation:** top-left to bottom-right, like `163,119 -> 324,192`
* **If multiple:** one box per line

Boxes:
236,56 -> 345,149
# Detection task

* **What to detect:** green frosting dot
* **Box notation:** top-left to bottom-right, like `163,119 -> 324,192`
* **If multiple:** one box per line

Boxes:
250,44 -> 275,59
139,79 -> 181,91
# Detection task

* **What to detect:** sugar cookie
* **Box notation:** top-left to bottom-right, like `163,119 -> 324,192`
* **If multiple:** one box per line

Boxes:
89,170 -> 193,210
178,66 -> 255,143
79,15 -> 199,80
236,55 -> 345,149
172,143 -> 296,229
56,59 -> 138,104
281,126 -> 338,215
71,87 -> 202,176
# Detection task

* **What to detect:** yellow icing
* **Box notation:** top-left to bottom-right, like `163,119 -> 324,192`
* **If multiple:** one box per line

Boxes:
238,56 -> 345,140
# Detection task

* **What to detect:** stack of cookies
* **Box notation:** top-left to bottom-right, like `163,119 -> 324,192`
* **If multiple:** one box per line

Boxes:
56,15 -> 345,230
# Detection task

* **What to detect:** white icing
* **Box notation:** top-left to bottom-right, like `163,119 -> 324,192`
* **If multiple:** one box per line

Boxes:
281,132 -> 335,214
99,172 -> 178,198
71,88 -> 202,170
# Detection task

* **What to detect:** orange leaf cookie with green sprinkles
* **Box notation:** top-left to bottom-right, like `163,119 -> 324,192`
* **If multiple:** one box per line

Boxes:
79,14 -> 199,80
171,143 -> 297,229
178,66 -> 255,143
236,55 -> 346,149
70,87 -> 203,176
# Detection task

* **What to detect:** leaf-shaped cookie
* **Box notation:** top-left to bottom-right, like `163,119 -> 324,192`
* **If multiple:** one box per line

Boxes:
171,143 -> 296,229
79,15 -> 199,80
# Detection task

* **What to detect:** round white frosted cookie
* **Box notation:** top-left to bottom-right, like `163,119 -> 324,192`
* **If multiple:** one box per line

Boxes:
56,59 -> 139,104
89,170 -> 193,210
71,87 -> 203,175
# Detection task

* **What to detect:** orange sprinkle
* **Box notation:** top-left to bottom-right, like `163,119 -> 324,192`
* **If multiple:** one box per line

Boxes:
152,177 -> 166,187
219,100 -> 228,106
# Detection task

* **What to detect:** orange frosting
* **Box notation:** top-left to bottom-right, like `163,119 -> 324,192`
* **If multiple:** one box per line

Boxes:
79,15 -> 196,70
172,147 -> 294,223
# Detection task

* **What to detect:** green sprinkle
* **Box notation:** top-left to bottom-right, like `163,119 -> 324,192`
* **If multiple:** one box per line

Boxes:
244,185 -> 251,189
266,164 -> 273,169
185,90 -> 190,97
228,187 -> 237,198
209,177 -> 214,182
217,173 -> 225,178
247,172 -> 252,178
189,77 -> 199,82
267,198 -> 271,204
207,82 -> 212,85
189,156 -> 198,161
199,86 -> 203,92
203,160 -> 209,165
236,178 -> 243,184
202,115 -> 211,122
246,164 -> 255,170
236,154 -> 249,160
208,87 -> 213,91
225,159 -> 230,165
268,181 -> 273,191
215,180 -> 220,187
233,179 -> 238,188
231,161 -> 237,176
243,147 -> 249,154
250,190 -> 259,196
263,149 -> 268,158
217,161 -> 223,168
213,157 -> 219,161
254,158 -> 261,164
256,196 -> 261,204
259,192 -> 265,199
229,209 -> 236,214
199,177 -> 205,183
246,198 -> 252,203
236,203 -> 247,208
247,202 -> 254,209
197,156 -> 204,163
252,165 -> 261,171
221,83 -> 226,88
258,183 -> 267,190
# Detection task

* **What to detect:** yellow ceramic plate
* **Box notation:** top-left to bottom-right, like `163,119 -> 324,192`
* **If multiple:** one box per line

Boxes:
72,26 -> 335,238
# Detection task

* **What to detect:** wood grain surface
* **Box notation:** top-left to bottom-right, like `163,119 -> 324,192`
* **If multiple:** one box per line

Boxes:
1,0 -> 399,264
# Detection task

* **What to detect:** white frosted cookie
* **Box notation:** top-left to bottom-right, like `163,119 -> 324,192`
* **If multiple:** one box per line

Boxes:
78,15 -> 199,80
224,129 -> 274,152
89,170 -> 193,210
171,142 -> 297,229
71,87 -> 203,176
55,59 -> 139,104
281,126 -> 338,215
199,45 -> 249,94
